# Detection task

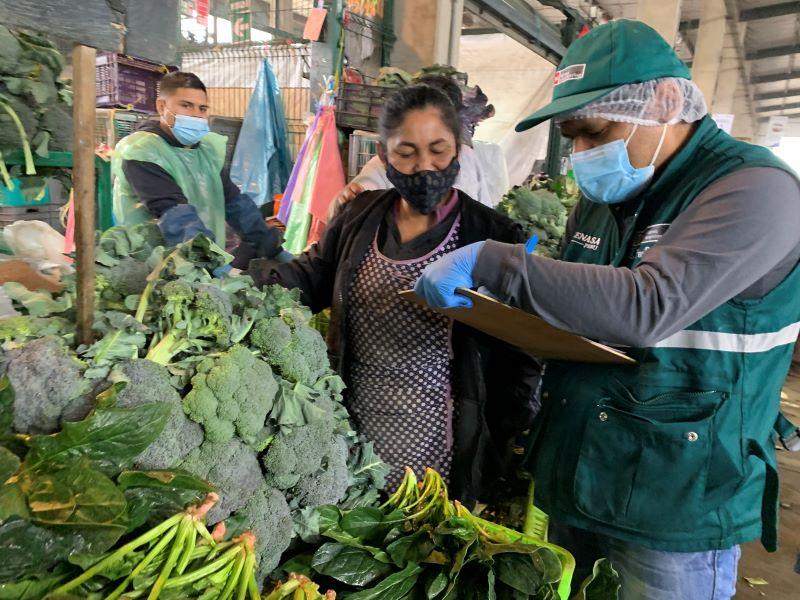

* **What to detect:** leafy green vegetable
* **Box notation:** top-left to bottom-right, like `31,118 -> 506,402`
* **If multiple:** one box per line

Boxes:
576,559 -> 620,600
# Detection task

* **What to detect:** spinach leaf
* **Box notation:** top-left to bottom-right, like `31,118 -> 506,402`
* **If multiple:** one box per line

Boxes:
494,552 -> 542,593
23,403 -> 171,476
23,461 -> 128,552
343,563 -> 423,600
0,518 -> 81,582
0,376 -> 13,436
121,470 -> 211,531
577,558 -> 620,600
0,574 -> 64,598
311,542 -> 394,587
0,447 -> 19,483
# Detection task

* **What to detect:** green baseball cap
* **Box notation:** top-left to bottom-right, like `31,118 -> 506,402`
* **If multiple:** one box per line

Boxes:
516,19 -> 691,132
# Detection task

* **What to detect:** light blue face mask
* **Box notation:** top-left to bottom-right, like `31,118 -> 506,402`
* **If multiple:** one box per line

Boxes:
570,124 -> 668,204
165,109 -> 210,146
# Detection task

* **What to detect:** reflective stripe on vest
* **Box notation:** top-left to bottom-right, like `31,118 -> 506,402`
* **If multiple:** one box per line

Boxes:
653,321 -> 800,353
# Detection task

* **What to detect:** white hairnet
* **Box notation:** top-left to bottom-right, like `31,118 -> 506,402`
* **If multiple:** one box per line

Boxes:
557,77 -> 708,126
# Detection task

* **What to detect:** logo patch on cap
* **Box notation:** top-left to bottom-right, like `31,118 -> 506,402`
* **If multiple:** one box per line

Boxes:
554,64 -> 586,86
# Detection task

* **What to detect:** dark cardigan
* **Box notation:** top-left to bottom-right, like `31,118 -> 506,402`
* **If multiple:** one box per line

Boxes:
252,190 -> 541,503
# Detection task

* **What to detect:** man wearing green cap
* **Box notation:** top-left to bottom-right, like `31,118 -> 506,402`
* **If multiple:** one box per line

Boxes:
415,19 -> 800,599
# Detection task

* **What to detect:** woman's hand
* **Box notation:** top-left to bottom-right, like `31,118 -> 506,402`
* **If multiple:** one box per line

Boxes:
327,182 -> 365,221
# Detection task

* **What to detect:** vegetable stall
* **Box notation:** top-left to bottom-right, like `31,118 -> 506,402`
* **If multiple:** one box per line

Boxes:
0,11 -> 621,600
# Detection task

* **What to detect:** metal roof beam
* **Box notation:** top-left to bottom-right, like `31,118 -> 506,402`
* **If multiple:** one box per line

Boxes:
745,43 -> 800,60
754,88 -> 800,100
752,69 -> 800,83
755,100 -> 800,113
681,1 -> 800,29
465,0 -> 567,62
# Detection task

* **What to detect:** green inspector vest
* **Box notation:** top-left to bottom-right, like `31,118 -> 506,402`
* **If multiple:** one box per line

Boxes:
111,131 -> 228,246
530,116 -> 800,552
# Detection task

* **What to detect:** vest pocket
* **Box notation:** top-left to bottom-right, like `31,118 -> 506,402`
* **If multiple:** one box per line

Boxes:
573,391 -> 725,533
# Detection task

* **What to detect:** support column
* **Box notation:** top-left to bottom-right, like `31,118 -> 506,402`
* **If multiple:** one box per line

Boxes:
392,0 -> 459,72
691,0 -> 727,108
636,0 -> 682,45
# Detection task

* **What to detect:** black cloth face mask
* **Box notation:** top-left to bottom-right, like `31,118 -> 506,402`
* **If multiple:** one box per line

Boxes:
385,158 -> 461,214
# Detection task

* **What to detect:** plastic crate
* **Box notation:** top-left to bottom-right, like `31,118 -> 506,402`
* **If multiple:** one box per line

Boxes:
96,52 -> 176,112
336,83 -> 393,132
209,116 -> 243,172
95,108 -> 151,148
0,202 -> 66,233
347,131 -> 379,180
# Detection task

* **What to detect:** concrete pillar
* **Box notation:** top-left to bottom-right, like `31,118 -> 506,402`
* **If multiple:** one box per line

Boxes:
691,0 -> 727,108
636,0 -> 682,46
392,0 -> 461,72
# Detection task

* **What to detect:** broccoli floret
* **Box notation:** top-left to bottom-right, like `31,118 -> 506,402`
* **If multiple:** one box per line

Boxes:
180,438 -> 265,523
292,435 -> 350,507
145,281 -> 235,365
249,312 -> 329,386
104,257 -> 151,297
182,345 -> 278,445
6,336 -> 93,434
236,485 -> 294,579
110,359 -> 203,470
262,420 -> 338,493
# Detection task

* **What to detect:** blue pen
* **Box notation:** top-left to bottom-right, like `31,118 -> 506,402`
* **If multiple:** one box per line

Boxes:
525,234 -> 539,254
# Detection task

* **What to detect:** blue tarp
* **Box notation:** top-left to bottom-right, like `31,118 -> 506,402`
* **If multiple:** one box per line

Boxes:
230,59 -> 292,206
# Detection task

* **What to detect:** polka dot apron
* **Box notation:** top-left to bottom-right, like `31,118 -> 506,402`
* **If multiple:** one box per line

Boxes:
345,215 -> 461,491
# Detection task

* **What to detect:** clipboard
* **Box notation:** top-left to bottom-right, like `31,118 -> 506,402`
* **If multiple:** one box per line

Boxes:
400,288 -> 636,365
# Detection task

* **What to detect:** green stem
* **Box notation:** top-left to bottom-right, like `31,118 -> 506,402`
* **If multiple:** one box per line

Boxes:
247,572 -> 260,600
105,524 -> 179,600
0,153 -> 12,189
235,550 -> 256,600
163,544 -> 242,589
175,519 -> 196,575
148,516 -> 192,600
194,520 -> 216,548
145,331 -> 187,366
48,513 -> 183,596
0,100 -> 34,175
218,548 -> 246,600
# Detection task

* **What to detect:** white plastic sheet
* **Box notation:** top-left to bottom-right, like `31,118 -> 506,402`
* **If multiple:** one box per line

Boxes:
459,33 -> 555,186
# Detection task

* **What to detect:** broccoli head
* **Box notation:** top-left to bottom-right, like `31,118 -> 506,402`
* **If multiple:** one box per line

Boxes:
262,420 -> 338,492
249,311 -> 329,386
100,257 -> 151,299
235,485 -> 294,580
110,359 -> 203,470
182,345 -> 278,445
292,435 -> 350,508
179,438 -> 265,523
6,336 -> 93,434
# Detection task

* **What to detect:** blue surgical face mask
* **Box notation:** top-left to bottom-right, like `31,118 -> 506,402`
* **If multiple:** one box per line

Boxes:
165,109 -> 209,146
570,124 -> 668,204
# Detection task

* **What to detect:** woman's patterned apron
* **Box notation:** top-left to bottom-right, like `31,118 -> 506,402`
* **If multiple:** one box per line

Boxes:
345,216 -> 461,490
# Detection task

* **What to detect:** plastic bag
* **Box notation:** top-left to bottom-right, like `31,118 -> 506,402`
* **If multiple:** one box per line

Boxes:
3,220 -> 71,267
230,59 -> 293,206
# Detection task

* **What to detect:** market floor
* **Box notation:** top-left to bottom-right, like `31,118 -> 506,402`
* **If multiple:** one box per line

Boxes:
736,364 -> 800,599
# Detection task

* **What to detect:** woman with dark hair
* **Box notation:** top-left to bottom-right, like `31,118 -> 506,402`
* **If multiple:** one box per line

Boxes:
330,74 -> 494,211
253,85 -> 540,500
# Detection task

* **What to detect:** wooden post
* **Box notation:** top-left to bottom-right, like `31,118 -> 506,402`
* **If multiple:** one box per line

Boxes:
72,45 -> 97,347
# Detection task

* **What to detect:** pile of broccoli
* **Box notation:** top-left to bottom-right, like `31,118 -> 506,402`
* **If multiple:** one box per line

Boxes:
0,226 -> 389,583
496,177 -> 580,258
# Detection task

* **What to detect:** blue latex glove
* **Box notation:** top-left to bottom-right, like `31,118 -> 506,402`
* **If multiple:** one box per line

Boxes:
212,264 -> 232,278
414,241 -> 485,309
225,193 -> 282,258
158,204 -> 215,246
274,249 -> 294,263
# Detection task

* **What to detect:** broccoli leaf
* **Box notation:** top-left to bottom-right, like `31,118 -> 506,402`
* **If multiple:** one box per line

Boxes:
2,283 -> 71,317
23,403 -> 171,476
